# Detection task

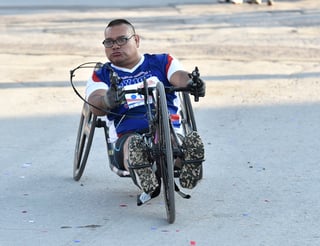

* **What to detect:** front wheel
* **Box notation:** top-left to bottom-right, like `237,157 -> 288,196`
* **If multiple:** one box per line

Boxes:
156,82 -> 175,224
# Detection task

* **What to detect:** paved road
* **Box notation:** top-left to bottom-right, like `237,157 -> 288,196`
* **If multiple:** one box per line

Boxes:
0,0 -> 214,7
1,0 -> 320,245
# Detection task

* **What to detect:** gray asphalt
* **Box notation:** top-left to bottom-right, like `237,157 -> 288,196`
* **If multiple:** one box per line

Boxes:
1,1 -> 320,246
0,0 -> 214,7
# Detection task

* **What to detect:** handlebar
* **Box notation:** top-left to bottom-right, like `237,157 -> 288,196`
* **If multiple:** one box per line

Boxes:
112,66 -> 202,102
70,62 -> 202,109
119,85 -> 189,95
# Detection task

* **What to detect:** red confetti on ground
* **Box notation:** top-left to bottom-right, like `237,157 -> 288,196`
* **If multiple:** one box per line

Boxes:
190,240 -> 196,246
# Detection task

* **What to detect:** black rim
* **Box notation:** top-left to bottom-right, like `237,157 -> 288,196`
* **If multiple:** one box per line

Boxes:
156,83 -> 175,224
73,103 -> 96,181
180,92 -> 202,179
181,91 -> 197,133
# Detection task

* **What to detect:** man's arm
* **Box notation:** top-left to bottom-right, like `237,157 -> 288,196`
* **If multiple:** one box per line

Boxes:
169,70 -> 190,87
169,69 -> 206,99
88,89 -> 108,116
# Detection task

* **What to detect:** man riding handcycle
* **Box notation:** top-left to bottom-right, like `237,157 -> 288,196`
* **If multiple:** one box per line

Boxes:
72,19 -> 205,223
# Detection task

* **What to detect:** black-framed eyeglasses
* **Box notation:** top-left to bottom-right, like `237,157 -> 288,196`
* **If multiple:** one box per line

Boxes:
102,35 -> 135,48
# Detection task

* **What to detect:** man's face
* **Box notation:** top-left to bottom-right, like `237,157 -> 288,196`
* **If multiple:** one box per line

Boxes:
104,24 -> 140,68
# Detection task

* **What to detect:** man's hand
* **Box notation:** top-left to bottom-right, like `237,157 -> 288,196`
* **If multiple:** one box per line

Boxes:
103,87 -> 124,109
188,78 -> 206,98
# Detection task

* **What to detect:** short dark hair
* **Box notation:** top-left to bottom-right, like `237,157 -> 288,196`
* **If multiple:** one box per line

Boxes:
106,19 -> 136,34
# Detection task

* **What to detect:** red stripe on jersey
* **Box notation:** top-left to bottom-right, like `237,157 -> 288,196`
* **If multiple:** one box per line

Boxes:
165,54 -> 173,76
92,72 -> 101,82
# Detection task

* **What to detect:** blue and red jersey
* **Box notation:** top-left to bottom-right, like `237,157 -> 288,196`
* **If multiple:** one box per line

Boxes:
86,53 -> 183,137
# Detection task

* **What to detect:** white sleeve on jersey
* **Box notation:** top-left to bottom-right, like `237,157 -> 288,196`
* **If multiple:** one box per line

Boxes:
85,76 -> 109,99
167,55 -> 185,81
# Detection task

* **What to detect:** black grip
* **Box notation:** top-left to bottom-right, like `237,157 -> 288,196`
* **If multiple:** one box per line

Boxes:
191,66 -> 200,102
107,64 -> 123,103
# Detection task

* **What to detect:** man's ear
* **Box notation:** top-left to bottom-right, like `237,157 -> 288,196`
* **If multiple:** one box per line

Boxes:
135,34 -> 140,48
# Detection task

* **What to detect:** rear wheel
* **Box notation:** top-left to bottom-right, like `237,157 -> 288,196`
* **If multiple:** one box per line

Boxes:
73,103 -> 96,181
180,91 -> 197,134
156,82 -> 175,224
179,92 -> 203,180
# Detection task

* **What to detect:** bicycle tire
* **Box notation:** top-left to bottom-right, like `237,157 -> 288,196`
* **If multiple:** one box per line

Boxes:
156,82 -> 175,224
73,103 -> 96,181
180,92 -> 203,179
180,91 -> 197,133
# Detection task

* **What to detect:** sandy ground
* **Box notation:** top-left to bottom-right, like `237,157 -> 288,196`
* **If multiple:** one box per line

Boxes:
1,0 -> 320,245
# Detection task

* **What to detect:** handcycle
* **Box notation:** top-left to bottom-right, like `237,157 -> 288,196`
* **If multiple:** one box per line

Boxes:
70,62 -> 203,224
